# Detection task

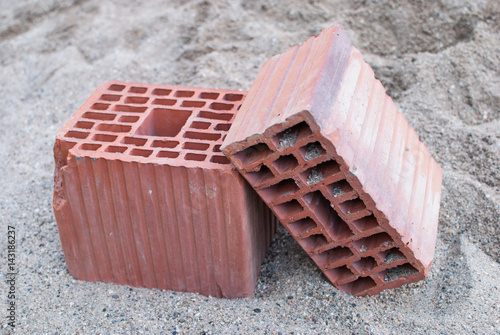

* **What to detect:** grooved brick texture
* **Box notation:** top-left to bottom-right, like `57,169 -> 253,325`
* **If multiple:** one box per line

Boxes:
53,81 -> 277,298
221,25 -> 443,296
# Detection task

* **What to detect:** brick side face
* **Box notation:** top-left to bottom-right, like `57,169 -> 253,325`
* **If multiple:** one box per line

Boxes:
53,81 -> 277,298
222,25 -> 443,296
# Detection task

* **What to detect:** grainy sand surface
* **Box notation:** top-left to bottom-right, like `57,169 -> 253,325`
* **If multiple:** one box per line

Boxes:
0,0 -> 499,333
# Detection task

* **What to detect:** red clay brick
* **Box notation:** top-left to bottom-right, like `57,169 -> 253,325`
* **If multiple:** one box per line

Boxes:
221,25 -> 443,296
53,81 -> 277,298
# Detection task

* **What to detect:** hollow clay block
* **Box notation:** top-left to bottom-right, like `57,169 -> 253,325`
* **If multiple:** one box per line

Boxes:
53,81 -> 277,298
221,25 -> 443,296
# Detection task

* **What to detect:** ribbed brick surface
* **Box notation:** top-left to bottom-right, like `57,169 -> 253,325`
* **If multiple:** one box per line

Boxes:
53,81 -> 277,298
221,25 -> 443,296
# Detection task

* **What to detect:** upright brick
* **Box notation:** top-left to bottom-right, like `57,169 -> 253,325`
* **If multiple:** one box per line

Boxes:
53,81 -> 277,298
221,25 -> 443,296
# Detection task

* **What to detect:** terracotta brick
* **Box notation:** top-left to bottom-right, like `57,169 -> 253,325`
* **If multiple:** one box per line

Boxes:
53,81 -> 277,298
221,25 -> 443,296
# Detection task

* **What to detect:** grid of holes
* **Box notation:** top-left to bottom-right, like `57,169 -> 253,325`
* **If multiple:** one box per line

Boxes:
233,120 -> 419,295
64,83 -> 245,165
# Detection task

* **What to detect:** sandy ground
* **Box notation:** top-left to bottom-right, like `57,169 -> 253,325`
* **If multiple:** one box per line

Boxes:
0,0 -> 499,333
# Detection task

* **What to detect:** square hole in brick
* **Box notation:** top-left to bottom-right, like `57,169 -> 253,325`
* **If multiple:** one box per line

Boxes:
105,146 -> 127,153
210,102 -> 234,111
384,264 -> 419,282
151,140 -> 179,148
185,153 -> 206,161
199,92 -> 219,100
245,165 -> 275,187
190,121 -> 211,130
273,199 -> 303,219
96,124 -> 132,133
272,121 -> 313,150
214,123 -> 231,131
183,142 -> 210,151
198,111 -> 233,121
79,143 -> 101,151
352,257 -> 378,274
353,233 -> 395,253
181,100 -> 206,108
287,217 -> 316,237
339,277 -> 377,296
338,198 -> 367,216
302,191 -> 335,226
213,144 -> 221,152
100,94 -> 121,102
324,266 -> 355,284
129,86 -> 147,94
74,121 -> 95,130
325,211 -> 354,241
174,90 -> 194,98
65,130 -> 89,139
125,96 -> 149,104
135,108 -> 192,137
259,179 -> 299,203
326,180 -> 353,198
314,246 -> 353,267
223,93 -> 244,102
184,132 -> 221,141
152,88 -> 172,96
299,234 -> 329,254
157,151 -> 179,158
108,84 -> 125,92
300,160 -> 341,186
232,143 -> 273,168
210,155 -> 230,164
152,98 -> 176,106
118,115 -> 140,123
380,248 -> 406,264
272,154 -> 299,174
93,134 -> 117,142
113,105 -> 148,113
299,141 -> 326,162
352,214 -> 379,233
122,137 -> 147,146
130,148 -> 153,157
82,112 -> 116,121
91,103 -> 110,111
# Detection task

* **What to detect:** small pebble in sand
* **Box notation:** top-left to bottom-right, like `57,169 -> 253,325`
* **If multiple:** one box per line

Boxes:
304,143 -> 323,161
279,129 -> 299,149
360,245 -> 367,252
384,266 -> 418,282
307,169 -> 323,185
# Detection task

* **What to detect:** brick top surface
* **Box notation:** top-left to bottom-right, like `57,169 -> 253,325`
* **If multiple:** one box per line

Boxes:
56,81 -> 246,169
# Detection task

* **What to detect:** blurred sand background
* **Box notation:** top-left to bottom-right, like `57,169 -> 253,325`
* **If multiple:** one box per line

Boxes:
0,0 -> 499,333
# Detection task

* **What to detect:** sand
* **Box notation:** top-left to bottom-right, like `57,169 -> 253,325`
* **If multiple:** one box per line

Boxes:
0,0 -> 498,333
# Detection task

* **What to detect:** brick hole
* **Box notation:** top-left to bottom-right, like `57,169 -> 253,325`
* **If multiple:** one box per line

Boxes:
214,123 -> 231,131
130,148 -> 153,157
157,151 -> 179,158
303,191 -> 335,226
237,104 -> 242,110
232,142 -> 272,167
338,198 -> 367,216
152,98 -> 176,106
198,111 -> 233,121
183,142 -> 210,151
118,115 -> 140,123
185,153 -> 206,161
213,144 -> 221,152
190,121 -> 211,129
273,199 -> 303,218
108,84 -> 125,92
272,121 -> 313,150
352,214 -> 379,233
129,86 -> 147,94
210,102 -> 234,111
272,154 -> 299,173
314,246 -> 353,267
96,124 -> 132,133
65,130 -> 89,139
301,160 -> 341,186
259,178 -> 299,203
105,146 -> 127,153
113,105 -> 148,113
324,266 -> 355,284
74,121 -> 94,130
174,90 -> 195,98
181,100 -> 206,108
125,96 -> 149,104
245,165 -> 275,187
199,92 -> 219,100
287,217 -> 316,237
384,264 -> 419,282
299,234 -> 329,254
184,132 -> 221,141
210,155 -> 230,164
79,143 -> 101,151
339,277 -> 377,296
380,248 -> 405,264
93,134 -> 117,142
326,211 -> 354,241
151,140 -> 179,148
100,94 -> 121,102
152,88 -> 172,96
82,112 -> 116,121
122,137 -> 147,146
136,108 -> 192,137
223,93 -> 244,102
353,233 -> 395,253
326,180 -> 353,198
91,103 -> 110,111
299,141 -> 326,162
352,257 -> 377,274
